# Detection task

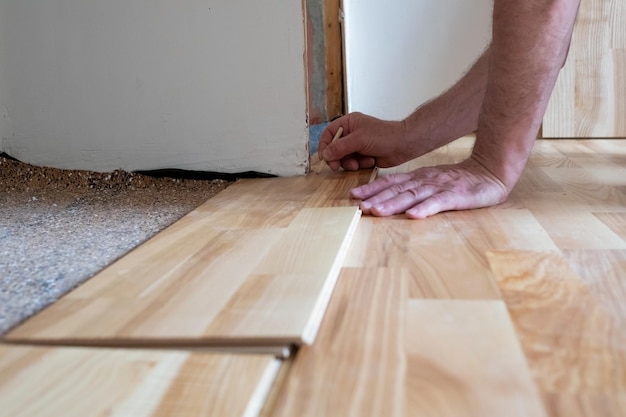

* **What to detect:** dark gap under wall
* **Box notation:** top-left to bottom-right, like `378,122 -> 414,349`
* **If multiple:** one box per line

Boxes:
1,152 -> 276,181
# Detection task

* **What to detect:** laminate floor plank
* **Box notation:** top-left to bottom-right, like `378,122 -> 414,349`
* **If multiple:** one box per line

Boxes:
486,250 -> 626,416
0,345 -> 281,417
509,188 -> 626,250
5,169 -> 369,348
540,167 -> 626,210
7,138 -> 626,416
358,216 -> 501,300
526,141 -> 579,168
563,250 -> 626,332
589,212 -> 626,243
444,209 -> 559,252
267,266 -> 545,417
542,393 -> 626,417
267,139 -> 626,416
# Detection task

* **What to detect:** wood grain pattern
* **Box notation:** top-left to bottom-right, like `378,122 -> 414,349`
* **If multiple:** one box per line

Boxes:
486,250 -> 626,415
6,138 -> 626,416
4,169 -> 371,348
0,345 -> 280,417
267,138 -> 626,417
267,267 -> 546,417
324,0 -> 344,119
543,0 -> 626,137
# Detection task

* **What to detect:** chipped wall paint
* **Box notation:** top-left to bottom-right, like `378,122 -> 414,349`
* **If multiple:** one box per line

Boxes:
0,1 -> 308,176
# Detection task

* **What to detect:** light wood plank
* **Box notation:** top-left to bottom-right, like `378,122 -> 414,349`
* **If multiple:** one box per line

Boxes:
514,189 -> 626,249
444,209 -> 559,252
486,250 -> 626,416
562,250 -> 626,340
359,216 -> 501,299
594,212 -> 626,241
0,345 -> 281,417
515,162 -> 566,193
403,300 -> 546,417
542,393 -> 626,417
526,141 -> 579,169
5,206 -> 360,348
267,267 -> 546,417
541,166 -> 626,209
543,0 -> 626,137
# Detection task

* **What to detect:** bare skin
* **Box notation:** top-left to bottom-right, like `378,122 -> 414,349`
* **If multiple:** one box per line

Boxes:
319,0 -> 581,219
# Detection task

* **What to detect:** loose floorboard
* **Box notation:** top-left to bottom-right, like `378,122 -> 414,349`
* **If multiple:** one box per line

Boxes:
4,169 -> 372,349
0,344 -> 281,417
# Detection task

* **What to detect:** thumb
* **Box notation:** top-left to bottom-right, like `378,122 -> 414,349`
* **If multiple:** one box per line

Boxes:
322,132 -> 364,162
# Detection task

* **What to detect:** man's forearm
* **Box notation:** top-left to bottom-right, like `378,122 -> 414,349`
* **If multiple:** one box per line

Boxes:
472,0 -> 580,190
403,48 -> 491,156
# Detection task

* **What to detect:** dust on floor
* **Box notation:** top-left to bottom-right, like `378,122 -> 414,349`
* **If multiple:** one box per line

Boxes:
0,155 -> 232,334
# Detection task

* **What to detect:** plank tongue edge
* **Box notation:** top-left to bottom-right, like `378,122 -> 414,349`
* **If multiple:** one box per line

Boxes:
300,207 -> 362,344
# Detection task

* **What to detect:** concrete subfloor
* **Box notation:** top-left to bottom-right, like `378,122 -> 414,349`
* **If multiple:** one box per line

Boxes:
0,155 -> 231,334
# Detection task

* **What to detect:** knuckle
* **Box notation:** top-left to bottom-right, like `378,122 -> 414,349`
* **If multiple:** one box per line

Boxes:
388,183 -> 406,194
406,186 -> 423,199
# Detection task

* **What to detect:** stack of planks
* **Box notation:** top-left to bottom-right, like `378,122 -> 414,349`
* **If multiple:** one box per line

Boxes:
3,136 -> 626,416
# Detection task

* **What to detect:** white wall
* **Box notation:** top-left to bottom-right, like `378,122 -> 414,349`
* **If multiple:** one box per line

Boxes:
344,0 -> 493,120
0,1 -> 308,176
0,17 -> 9,152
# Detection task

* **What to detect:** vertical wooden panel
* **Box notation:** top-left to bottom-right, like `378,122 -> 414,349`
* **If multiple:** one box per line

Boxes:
543,0 -> 626,138
324,0 -> 344,119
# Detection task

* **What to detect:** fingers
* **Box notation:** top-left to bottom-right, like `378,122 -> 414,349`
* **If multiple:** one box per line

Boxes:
366,188 -> 439,216
351,173 -> 427,216
349,161 -> 510,219
339,155 -> 376,171
358,184 -> 454,218
319,115 -> 369,169
318,119 -> 345,160
351,173 -> 414,199
405,192 -> 455,219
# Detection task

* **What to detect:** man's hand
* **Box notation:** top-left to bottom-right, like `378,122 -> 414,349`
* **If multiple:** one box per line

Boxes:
350,157 -> 509,219
318,112 -> 416,171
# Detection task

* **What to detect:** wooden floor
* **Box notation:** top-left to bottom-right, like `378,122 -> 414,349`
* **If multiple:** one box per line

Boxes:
2,137 -> 626,416
0,345 -> 281,417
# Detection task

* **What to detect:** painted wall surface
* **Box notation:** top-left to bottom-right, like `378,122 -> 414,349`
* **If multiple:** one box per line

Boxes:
0,20 -> 9,151
0,1 -> 308,176
344,0 -> 492,120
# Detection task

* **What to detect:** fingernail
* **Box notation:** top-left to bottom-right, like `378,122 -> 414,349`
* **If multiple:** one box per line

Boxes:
361,201 -> 372,210
322,149 -> 331,160
372,204 -> 385,214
